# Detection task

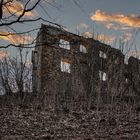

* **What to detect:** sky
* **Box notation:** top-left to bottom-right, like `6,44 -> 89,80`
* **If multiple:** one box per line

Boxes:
0,0 -> 140,59
46,0 -> 140,58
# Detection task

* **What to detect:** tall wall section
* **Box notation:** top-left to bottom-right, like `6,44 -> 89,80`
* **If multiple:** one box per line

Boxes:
32,24 -> 140,111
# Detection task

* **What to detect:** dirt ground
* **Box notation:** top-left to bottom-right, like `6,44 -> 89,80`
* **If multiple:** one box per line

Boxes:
0,104 -> 140,140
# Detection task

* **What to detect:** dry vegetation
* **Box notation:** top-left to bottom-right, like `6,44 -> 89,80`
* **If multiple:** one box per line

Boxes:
0,1 -> 140,140
0,95 -> 139,140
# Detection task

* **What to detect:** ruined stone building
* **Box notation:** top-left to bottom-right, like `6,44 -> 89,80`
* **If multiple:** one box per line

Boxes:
32,24 -> 140,111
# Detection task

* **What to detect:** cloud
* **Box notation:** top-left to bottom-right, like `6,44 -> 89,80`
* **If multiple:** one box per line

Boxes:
121,32 -> 132,42
0,51 -> 9,59
90,10 -> 140,28
63,27 -> 69,32
126,50 -> 140,60
103,22 -> 130,30
3,1 -> 34,17
96,34 -> 115,44
82,31 -> 115,44
77,23 -> 88,30
25,60 -> 32,68
0,32 -> 32,45
82,31 -> 93,38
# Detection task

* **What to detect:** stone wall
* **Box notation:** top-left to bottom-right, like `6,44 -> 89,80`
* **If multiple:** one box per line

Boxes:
32,24 -> 140,111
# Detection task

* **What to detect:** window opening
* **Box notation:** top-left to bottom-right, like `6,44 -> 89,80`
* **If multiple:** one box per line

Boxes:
99,51 -> 107,59
99,70 -> 107,81
61,59 -> 71,73
59,39 -> 70,50
80,45 -> 87,53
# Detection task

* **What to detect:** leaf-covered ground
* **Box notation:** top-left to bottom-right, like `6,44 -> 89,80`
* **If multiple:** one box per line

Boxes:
0,105 -> 140,140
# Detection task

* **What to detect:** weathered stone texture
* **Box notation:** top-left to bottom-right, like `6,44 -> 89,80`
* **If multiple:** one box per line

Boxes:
32,24 -> 140,111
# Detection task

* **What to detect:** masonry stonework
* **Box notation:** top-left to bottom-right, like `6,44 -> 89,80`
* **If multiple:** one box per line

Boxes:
32,24 -> 140,111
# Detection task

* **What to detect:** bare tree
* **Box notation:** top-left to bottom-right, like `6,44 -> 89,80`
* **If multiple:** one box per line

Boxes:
0,47 -> 32,98
0,0 -> 61,49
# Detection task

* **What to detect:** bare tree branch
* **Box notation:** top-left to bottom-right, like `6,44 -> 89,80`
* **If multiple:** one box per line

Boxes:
0,0 -> 4,19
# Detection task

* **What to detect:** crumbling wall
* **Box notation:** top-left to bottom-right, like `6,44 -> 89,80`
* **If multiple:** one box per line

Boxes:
32,27 -> 45,94
93,44 -> 126,103
126,57 -> 140,99
37,25 -> 95,111
32,24 -> 140,111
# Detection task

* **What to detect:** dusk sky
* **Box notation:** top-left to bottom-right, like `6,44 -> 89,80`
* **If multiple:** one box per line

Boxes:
51,0 -> 140,54
1,0 -> 140,59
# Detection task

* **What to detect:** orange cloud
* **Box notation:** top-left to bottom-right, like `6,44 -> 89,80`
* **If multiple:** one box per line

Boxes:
82,31 -> 115,44
25,60 -> 32,68
82,31 -> 93,38
0,51 -> 9,59
96,34 -> 115,44
3,1 -> 33,17
90,10 -> 140,28
121,32 -> 132,42
0,32 -> 32,45
104,22 -> 130,30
